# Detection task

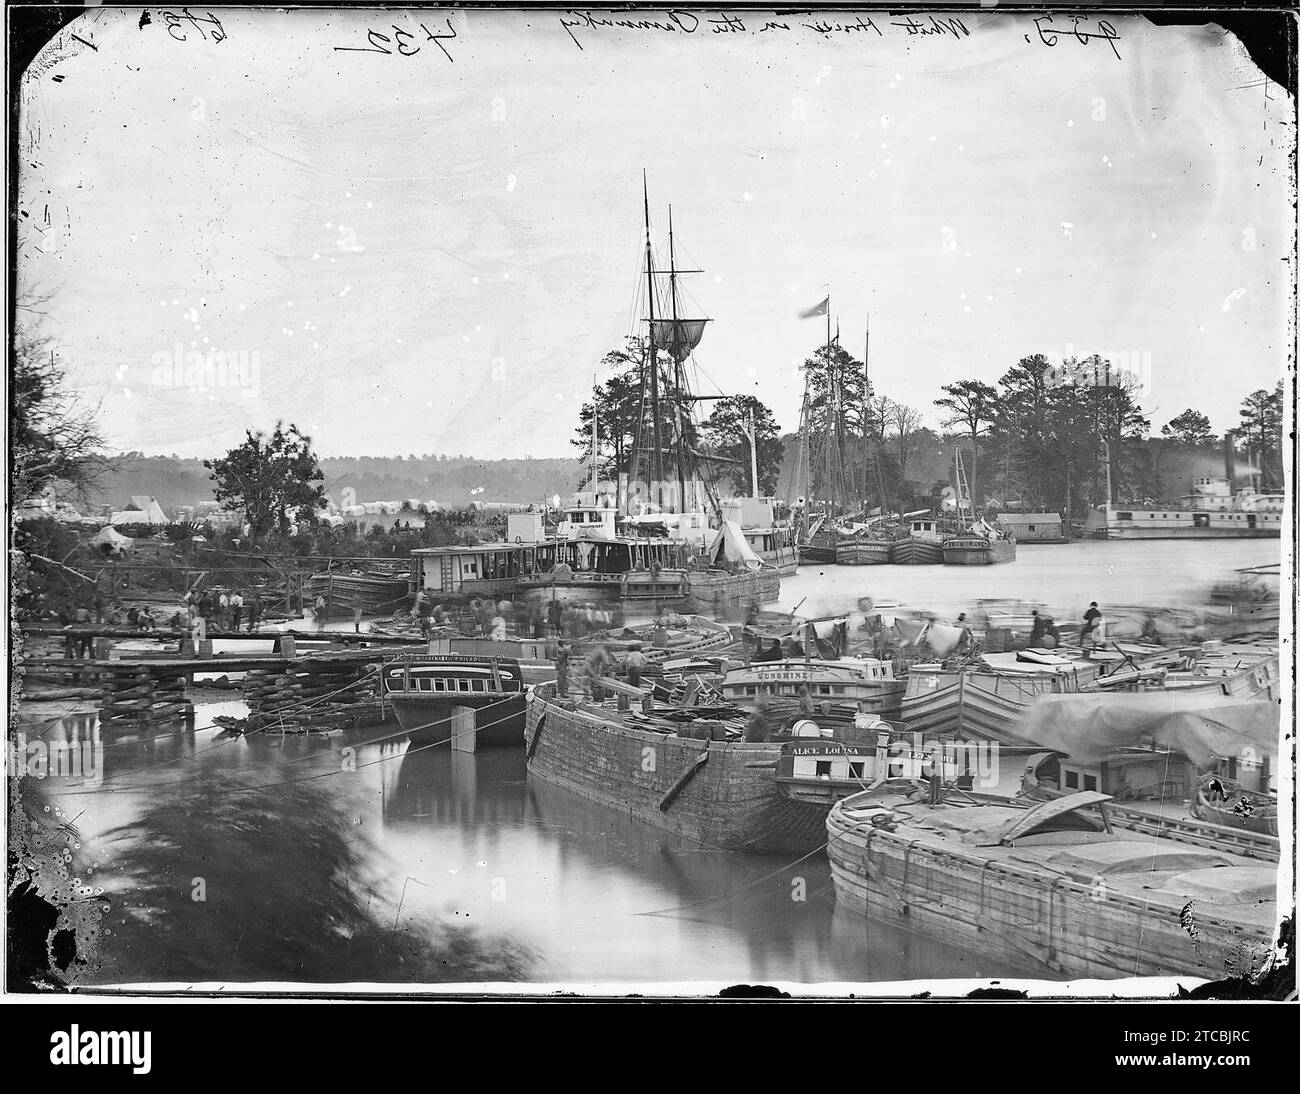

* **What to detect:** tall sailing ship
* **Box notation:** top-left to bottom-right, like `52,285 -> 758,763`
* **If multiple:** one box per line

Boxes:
406,178 -> 780,617
790,308 -> 891,563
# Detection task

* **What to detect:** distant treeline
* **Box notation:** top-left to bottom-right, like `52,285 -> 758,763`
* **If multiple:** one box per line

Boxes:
85,437 -> 1241,520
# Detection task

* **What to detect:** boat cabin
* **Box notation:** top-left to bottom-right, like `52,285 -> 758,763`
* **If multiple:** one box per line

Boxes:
908,518 -> 943,542
556,505 -> 618,541
722,658 -> 900,704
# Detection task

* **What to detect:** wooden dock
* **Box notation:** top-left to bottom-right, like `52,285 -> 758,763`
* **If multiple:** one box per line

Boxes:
22,645 -> 425,675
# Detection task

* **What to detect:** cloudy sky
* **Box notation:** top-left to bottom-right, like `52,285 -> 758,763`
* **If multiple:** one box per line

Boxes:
16,7 -> 1294,459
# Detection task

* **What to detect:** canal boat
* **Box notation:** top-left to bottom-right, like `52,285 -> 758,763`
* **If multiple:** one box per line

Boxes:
889,516 -> 946,564
942,525 -> 1017,565
523,683 -> 828,854
826,782 -> 1278,979
835,535 -> 893,565
900,651 -> 1104,742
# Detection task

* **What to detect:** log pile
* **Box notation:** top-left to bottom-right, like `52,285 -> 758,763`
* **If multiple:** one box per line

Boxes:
97,666 -> 193,727
242,659 -> 382,732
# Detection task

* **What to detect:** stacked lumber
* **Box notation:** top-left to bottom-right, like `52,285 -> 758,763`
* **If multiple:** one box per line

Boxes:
242,659 -> 381,732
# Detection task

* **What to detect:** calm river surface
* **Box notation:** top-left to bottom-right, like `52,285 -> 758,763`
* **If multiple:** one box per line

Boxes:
27,538 -> 1282,990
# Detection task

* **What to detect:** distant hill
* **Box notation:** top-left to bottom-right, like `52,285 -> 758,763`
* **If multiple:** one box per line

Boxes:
83,437 -> 1236,520
87,454 -> 587,515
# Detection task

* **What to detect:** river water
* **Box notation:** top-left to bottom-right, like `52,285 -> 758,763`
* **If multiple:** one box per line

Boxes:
21,539 -> 1283,990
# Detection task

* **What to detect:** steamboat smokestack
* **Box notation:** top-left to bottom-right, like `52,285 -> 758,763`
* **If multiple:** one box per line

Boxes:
1223,434 -> 1236,485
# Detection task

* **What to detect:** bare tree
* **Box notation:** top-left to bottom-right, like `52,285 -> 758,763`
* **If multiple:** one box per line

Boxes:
885,399 -> 923,487
10,314 -> 111,505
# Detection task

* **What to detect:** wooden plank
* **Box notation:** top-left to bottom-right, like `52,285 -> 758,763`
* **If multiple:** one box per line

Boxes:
593,675 -> 653,699
658,745 -> 710,812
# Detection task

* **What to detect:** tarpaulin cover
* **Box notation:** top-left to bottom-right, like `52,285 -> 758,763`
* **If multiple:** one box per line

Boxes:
1016,691 -> 1280,766
926,623 -> 964,658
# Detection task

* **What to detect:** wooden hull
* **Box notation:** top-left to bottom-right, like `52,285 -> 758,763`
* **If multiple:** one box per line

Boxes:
683,569 -> 780,619
835,542 -> 892,565
889,539 -> 944,565
524,689 -> 828,853
900,672 -> 1081,741
308,573 -> 411,616
826,802 -> 1275,980
390,693 -> 526,747
942,538 -> 1017,565
797,544 -> 838,564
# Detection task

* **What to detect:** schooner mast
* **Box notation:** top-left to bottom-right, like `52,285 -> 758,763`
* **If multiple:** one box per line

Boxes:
634,175 -> 711,515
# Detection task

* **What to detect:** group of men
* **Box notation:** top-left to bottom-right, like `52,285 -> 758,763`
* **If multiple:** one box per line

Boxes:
551,640 -> 648,701
1028,602 -> 1104,650
183,587 -> 262,634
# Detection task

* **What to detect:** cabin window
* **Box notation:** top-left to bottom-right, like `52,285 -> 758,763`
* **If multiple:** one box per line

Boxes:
472,679 -> 486,692
849,762 -> 866,779
418,677 -> 432,692
832,686 -> 844,695
1083,774 -> 1098,791
815,761 -> 834,777
745,685 -> 757,696
1117,512 -> 1133,521
1028,524 -> 1036,532
1064,770 -> 1079,789
818,685 -> 830,695
457,679 -> 469,692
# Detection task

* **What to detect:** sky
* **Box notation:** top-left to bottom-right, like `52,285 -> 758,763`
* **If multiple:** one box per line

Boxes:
16,7 -> 1295,459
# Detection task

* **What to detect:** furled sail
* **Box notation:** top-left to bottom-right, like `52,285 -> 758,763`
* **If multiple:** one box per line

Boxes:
649,318 -> 707,360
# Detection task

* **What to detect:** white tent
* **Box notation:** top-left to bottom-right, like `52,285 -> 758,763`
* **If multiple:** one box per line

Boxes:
89,525 -> 133,557
706,520 -> 763,571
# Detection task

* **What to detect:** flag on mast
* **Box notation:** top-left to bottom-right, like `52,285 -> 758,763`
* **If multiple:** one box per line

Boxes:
798,296 -> 829,319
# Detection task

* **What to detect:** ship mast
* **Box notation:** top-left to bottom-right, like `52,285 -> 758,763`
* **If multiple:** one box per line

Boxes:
642,172 -> 664,504
668,206 -> 687,513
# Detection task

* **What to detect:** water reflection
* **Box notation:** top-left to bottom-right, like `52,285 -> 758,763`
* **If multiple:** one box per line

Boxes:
30,701 -> 1048,988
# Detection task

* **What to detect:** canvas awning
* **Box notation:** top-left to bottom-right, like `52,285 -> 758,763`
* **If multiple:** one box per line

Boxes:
1015,691 -> 1280,766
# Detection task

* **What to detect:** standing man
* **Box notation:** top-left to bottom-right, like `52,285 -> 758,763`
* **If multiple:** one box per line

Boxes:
585,643 -> 612,701
1081,602 -> 1103,651
555,640 -> 571,699
247,596 -> 262,633
624,644 -> 648,690
218,588 -> 231,631
230,589 -> 244,632
353,603 -> 364,633
314,592 -> 327,631
198,588 -> 213,628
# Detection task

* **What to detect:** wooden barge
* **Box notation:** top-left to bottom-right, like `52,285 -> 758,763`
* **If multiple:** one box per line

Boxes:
890,518 -> 946,564
942,532 -> 1017,565
523,683 -> 828,853
835,538 -> 893,565
826,784 -> 1279,980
